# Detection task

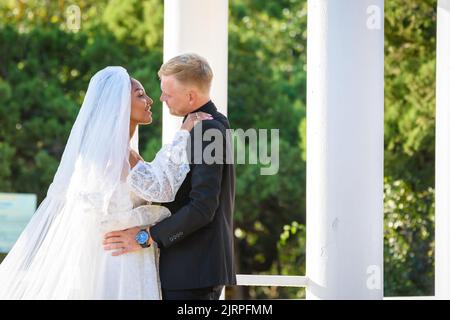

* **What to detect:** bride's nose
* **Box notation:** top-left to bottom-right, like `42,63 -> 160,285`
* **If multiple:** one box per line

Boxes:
147,97 -> 153,105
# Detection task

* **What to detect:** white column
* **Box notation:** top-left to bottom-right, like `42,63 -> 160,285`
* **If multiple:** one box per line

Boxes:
435,0 -> 450,300
162,0 -> 228,144
306,0 -> 384,299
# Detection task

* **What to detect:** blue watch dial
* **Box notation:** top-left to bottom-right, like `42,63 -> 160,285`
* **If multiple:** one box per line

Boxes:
135,230 -> 149,245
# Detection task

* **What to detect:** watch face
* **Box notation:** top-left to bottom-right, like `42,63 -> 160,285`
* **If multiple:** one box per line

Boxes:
136,231 -> 149,244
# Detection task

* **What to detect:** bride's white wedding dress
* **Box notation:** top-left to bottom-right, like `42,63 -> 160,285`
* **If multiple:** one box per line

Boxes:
92,130 -> 190,299
0,66 -> 190,300
92,130 -> 190,300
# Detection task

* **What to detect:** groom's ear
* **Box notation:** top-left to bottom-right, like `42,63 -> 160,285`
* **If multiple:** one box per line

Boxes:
188,90 -> 197,105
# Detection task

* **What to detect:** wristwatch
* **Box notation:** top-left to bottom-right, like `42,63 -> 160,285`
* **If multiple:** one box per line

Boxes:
135,228 -> 151,248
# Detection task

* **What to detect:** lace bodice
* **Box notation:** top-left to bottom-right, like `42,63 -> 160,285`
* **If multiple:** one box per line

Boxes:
99,130 -> 190,232
128,130 -> 190,203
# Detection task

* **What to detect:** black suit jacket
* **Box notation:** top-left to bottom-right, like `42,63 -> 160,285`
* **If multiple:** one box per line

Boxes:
150,101 -> 236,290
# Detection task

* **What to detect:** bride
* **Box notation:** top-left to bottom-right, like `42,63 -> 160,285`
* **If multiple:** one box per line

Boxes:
0,66 -> 211,299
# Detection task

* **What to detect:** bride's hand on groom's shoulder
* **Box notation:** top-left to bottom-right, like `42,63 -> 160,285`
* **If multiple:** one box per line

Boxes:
181,112 -> 213,132
129,149 -> 144,169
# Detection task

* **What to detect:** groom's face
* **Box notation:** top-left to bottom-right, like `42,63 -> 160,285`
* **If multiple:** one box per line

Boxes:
160,75 -> 192,116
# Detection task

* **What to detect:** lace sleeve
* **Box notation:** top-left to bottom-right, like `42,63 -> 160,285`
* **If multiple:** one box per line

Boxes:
100,205 -> 171,233
127,130 -> 190,203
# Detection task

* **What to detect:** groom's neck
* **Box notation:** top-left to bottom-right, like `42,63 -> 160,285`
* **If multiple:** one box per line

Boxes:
187,96 -> 211,114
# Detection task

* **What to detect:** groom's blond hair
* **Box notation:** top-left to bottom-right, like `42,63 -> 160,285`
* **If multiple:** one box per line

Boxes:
158,53 -> 213,94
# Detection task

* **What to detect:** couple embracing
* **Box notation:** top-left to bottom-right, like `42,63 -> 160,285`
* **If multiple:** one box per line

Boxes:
0,53 -> 236,300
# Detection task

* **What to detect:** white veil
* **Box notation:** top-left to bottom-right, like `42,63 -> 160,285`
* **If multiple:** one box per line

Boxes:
0,66 -> 135,299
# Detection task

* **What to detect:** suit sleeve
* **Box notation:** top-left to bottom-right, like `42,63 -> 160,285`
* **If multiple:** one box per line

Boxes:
150,120 -> 225,248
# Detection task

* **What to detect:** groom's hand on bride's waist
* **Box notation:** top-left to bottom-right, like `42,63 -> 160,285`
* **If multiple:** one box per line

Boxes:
103,226 -> 153,256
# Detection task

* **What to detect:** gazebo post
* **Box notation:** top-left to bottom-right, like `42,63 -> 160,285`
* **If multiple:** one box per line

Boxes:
306,0 -> 385,299
162,0 -> 229,144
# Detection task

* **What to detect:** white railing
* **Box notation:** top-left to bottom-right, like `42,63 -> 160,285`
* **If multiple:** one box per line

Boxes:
236,274 -> 308,287
223,275 -> 435,300
221,274 -> 308,299
383,296 -> 435,300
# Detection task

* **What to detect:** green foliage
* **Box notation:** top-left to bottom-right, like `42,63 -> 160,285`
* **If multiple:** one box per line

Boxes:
0,2 -> 164,201
384,0 -> 437,189
258,221 -> 306,299
103,0 -> 163,49
384,178 -> 435,296
0,142 -> 15,191
228,0 -> 307,298
383,0 -> 437,296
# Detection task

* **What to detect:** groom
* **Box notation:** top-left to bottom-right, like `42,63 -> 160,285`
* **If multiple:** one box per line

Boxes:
108,53 -> 236,300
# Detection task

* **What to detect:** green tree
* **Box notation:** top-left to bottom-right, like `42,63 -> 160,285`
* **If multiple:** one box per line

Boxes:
0,5 -> 164,201
228,0 -> 307,298
384,178 -> 435,296
384,0 -> 436,190
383,0 -> 437,296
